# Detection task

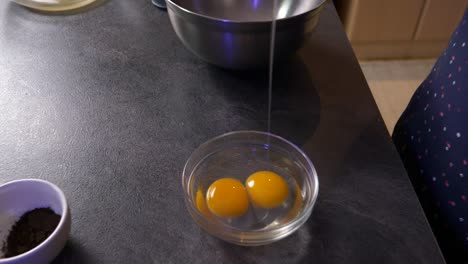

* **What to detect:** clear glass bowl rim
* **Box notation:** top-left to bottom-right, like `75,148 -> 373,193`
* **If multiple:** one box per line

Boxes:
182,130 -> 319,246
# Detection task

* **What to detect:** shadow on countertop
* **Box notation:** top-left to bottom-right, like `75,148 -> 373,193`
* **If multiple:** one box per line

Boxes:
51,239 -> 95,264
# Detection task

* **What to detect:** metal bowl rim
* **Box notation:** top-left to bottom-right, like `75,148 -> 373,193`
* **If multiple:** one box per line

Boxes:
166,0 -> 327,24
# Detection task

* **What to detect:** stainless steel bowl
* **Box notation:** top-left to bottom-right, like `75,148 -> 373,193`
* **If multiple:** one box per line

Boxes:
166,0 -> 327,69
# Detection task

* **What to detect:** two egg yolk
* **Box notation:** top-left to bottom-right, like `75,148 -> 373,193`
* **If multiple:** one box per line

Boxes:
203,171 -> 289,218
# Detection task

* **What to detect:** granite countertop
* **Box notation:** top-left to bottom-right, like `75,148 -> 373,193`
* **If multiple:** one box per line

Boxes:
0,0 -> 445,263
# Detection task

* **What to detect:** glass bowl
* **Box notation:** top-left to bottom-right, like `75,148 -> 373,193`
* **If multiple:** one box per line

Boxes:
182,131 -> 319,246
13,0 -> 97,11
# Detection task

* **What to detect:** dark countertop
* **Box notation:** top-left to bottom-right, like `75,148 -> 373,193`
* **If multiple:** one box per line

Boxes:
0,0 -> 445,263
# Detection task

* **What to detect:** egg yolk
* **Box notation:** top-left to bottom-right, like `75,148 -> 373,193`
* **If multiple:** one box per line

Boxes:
196,187 -> 212,219
206,178 -> 249,218
245,171 -> 289,209
285,186 -> 303,220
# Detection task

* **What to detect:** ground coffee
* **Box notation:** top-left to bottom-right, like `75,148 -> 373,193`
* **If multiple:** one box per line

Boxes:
2,208 -> 61,258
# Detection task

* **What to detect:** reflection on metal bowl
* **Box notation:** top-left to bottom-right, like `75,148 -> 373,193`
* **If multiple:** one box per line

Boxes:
166,0 -> 327,69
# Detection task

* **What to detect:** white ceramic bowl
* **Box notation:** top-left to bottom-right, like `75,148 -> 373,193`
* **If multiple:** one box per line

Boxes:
13,0 -> 97,11
0,179 -> 71,264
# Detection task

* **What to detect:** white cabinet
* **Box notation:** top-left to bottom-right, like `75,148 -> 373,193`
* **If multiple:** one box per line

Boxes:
335,0 -> 467,59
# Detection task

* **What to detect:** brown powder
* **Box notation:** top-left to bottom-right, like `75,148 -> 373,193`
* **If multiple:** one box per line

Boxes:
2,208 -> 61,258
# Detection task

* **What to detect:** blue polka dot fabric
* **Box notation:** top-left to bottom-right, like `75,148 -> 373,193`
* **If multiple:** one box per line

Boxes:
393,9 -> 468,263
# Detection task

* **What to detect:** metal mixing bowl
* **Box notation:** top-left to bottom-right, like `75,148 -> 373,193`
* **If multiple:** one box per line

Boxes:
166,0 -> 327,69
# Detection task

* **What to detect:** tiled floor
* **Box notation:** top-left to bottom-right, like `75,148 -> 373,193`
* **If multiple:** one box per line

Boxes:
360,59 -> 436,134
